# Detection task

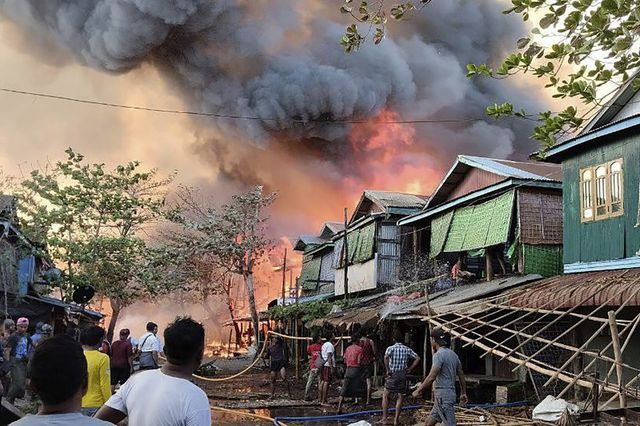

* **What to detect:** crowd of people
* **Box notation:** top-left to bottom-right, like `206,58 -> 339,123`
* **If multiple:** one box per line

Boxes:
263,326 -> 467,426
0,314 -> 467,426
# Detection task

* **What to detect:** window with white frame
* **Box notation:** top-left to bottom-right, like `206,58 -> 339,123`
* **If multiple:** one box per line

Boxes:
580,159 -> 624,222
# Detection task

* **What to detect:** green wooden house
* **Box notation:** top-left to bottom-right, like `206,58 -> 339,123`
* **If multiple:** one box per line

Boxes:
293,222 -> 344,296
542,78 -> 640,273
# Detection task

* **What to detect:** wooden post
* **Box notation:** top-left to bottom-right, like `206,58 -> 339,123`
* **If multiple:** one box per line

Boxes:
343,208 -> 349,300
422,326 -> 428,378
227,328 -> 233,357
281,248 -> 287,303
592,371 -> 599,421
485,248 -> 494,282
608,311 -> 626,409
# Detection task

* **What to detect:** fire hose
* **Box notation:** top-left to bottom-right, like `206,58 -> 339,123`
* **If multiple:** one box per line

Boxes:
210,406 -> 287,425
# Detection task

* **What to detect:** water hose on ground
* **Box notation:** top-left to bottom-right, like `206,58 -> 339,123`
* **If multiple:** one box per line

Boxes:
211,406 -> 287,425
271,401 -> 530,424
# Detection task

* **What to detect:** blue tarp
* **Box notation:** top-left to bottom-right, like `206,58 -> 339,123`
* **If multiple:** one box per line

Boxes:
17,256 -> 35,297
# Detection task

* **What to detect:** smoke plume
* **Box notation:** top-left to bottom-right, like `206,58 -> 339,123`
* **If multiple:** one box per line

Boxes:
0,0 -> 547,265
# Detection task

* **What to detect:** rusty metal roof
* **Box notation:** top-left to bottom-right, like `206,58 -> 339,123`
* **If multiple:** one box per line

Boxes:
508,269 -> 640,309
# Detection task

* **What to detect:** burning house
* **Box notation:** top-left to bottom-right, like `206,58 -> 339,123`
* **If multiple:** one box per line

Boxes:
294,222 -> 344,297
333,191 -> 428,297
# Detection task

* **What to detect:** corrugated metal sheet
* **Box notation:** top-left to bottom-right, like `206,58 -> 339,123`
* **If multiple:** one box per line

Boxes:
378,223 -> 399,285
518,189 -> 563,245
319,251 -> 334,282
365,191 -> 428,209
508,269 -> 640,309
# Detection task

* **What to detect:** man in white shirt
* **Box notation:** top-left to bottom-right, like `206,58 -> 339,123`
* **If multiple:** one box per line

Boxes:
319,332 -> 336,405
138,322 -> 161,370
96,317 -> 211,426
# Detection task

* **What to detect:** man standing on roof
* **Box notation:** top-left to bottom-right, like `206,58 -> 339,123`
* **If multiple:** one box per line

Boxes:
380,329 -> 420,426
412,328 -> 468,426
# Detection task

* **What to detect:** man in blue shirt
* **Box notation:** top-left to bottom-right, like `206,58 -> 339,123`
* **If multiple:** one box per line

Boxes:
5,317 -> 33,404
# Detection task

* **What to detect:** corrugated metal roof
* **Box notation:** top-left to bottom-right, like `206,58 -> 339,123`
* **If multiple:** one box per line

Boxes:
364,190 -> 429,209
508,269 -> 640,309
426,155 -> 562,209
293,235 -> 328,251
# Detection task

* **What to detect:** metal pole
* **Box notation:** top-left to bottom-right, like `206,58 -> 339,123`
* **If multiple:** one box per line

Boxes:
343,208 -> 349,300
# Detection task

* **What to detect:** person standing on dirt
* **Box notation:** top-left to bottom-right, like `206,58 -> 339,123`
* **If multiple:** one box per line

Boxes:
264,336 -> 291,399
319,332 -> 336,406
412,328 -> 467,426
359,329 -> 377,405
5,317 -> 33,404
380,329 -> 420,426
304,334 -> 322,401
110,329 -> 134,392
96,317 -> 211,426
337,335 -> 365,414
138,322 -> 161,370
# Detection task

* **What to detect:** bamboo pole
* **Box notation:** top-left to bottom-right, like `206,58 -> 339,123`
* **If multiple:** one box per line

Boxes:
426,317 -> 625,395
498,283 -> 608,359
543,284 -> 640,386
556,311 -> 640,399
485,303 -> 631,325
509,281 -> 631,367
608,311 -> 626,409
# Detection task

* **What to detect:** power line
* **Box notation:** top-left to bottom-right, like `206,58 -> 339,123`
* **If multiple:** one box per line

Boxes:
0,87 -> 485,125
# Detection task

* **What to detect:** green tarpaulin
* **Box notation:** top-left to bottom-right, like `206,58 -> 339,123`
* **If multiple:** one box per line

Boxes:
442,191 -> 515,253
300,256 -> 322,290
355,223 -> 376,263
523,244 -> 562,278
430,211 -> 454,258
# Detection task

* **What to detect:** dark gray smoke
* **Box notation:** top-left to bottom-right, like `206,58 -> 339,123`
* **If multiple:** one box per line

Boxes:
0,0 -> 545,166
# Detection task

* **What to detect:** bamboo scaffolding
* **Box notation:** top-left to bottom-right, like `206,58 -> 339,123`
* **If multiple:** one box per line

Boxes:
543,284 -> 640,386
513,281 -> 637,370
500,283 -> 609,360
556,311 -> 640,399
426,317 -> 627,395
473,283 -> 606,353
443,309 -> 639,375
486,303 -> 632,326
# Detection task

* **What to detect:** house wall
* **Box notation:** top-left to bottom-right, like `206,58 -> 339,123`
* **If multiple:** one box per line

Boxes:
377,222 -> 400,285
562,134 -> 640,265
446,168 -> 503,202
318,250 -> 334,282
613,90 -> 640,122
334,256 -> 377,296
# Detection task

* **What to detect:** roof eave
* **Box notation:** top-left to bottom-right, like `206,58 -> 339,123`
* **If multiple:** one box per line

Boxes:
543,114 -> 640,162
398,178 -> 561,226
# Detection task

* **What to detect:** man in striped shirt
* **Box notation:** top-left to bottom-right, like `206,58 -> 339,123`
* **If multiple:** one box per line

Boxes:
381,329 -> 420,426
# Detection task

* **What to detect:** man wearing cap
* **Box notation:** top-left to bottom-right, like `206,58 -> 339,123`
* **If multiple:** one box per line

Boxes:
110,329 -> 134,392
5,317 -> 33,404
412,328 -> 468,426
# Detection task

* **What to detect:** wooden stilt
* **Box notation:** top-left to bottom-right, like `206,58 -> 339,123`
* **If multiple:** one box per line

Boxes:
485,249 -> 494,282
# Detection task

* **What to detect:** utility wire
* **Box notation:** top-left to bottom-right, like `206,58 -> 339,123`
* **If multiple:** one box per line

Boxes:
0,87 -> 486,125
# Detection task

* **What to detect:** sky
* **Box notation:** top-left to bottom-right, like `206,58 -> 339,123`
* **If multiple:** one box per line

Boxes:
0,0 -> 560,315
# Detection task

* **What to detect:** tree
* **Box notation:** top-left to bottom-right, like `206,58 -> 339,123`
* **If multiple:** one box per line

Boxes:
167,185 -> 276,348
342,0 -> 640,151
17,149 -> 176,341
